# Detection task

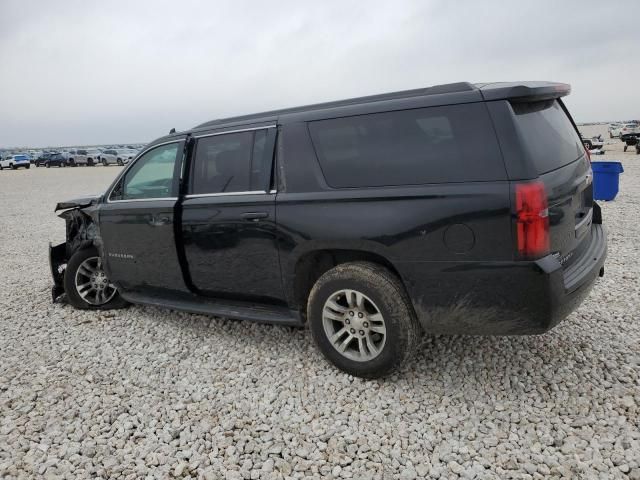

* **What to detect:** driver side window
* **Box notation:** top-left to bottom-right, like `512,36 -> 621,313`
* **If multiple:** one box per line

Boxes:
111,143 -> 179,201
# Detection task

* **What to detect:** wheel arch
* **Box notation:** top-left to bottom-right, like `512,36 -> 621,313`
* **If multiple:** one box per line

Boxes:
289,248 -> 407,320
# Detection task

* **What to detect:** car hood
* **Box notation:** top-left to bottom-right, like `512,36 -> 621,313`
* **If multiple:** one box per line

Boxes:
55,194 -> 101,211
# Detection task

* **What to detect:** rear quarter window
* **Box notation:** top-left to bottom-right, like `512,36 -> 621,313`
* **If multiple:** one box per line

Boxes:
511,100 -> 584,174
308,103 -> 505,188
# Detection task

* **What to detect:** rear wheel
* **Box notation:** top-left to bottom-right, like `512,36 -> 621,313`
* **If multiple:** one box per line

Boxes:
64,247 -> 128,310
308,262 -> 420,378
102,159 -> 108,166
25,164 -> 30,169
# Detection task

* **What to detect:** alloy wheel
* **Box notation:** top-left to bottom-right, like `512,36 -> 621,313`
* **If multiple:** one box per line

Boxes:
322,289 -> 386,362
74,256 -> 117,305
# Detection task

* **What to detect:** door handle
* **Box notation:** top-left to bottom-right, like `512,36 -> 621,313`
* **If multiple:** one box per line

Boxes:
148,215 -> 172,226
241,212 -> 269,221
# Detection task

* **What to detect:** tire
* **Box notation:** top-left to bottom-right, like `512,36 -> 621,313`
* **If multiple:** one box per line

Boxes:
10,164 -> 15,169
102,159 -> 108,166
308,262 -> 420,378
117,159 -> 123,166
26,164 -> 30,169
46,163 -> 50,168
64,247 -> 128,310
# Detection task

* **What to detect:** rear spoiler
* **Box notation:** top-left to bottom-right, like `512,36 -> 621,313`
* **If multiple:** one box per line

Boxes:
476,82 -> 571,103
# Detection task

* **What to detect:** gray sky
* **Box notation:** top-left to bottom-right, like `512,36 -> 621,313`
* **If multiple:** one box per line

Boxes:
1,0 -> 638,148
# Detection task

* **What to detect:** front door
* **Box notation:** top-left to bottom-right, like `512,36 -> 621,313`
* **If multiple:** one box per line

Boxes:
180,126 -> 284,302
100,140 -> 188,294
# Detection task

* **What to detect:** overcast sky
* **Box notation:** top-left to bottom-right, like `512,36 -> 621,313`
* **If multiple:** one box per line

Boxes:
1,0 -> 638,148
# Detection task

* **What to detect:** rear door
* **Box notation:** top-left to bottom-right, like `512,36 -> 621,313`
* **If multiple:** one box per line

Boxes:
100,140 -> 189,294
510,99 -> 593,268
180,126 -> 284,302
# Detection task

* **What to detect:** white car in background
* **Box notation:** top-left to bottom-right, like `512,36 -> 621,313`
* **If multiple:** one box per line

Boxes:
100,149 -> 136,166
608,123 -> 623,138
69,148 -> 102,166
619,123 -> 640,137
0,154 -> 31,170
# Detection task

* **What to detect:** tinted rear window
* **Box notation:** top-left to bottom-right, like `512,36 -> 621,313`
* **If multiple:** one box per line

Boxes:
308,103 -> 505,188
511,100 -> 584,174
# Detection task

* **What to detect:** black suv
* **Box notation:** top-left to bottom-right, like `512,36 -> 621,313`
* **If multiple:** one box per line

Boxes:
44,153 -> 68,168
49,82 -> 606,377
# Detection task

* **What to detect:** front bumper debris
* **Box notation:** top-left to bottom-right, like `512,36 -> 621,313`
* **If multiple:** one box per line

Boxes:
49,242 -> 67,302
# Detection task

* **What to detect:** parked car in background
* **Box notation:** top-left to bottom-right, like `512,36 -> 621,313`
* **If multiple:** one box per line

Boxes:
49,81 -> 606,378
619,123 -> 639,138
100,149 -> 135,166
44,153 -> 68,168
580,133 -> 604,150
608,123 -> 623,138
621,133 -> 640,152
0,154 -> 31,170
35,152 -> 54,167
69,148 -> 101,166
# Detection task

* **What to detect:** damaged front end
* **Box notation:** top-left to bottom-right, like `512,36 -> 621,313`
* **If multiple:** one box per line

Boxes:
50,195 -> 102,302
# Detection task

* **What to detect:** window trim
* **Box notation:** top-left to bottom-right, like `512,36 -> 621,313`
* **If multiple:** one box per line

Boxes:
106,140 -> 183,204
193,125 -> 276,139
184,190 -> 268,199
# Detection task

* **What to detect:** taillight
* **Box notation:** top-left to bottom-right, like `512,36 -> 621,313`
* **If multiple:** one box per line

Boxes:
585,145 -> 591,163
515,182 -> 549,258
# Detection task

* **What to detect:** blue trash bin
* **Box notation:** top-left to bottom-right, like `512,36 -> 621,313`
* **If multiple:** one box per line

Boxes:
591,161 -> 624,201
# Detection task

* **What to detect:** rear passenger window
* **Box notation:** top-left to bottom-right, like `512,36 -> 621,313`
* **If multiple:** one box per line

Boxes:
191,130 -> 270,194
308,104 -> 505,188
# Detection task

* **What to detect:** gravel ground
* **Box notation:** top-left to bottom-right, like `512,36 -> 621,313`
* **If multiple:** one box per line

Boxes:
0,140 -> 638,479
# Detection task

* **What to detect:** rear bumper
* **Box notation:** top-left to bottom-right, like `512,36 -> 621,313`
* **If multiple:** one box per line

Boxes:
543,223 -> 607,330
398,224 -> 607,335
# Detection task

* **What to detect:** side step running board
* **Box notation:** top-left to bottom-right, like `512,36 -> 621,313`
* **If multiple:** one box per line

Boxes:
120,291 -> 304,327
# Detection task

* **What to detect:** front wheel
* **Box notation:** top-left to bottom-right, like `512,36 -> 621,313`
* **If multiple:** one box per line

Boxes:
25,164 -> 30,169
308,262 -> 420,378
63,247 -> 128,310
